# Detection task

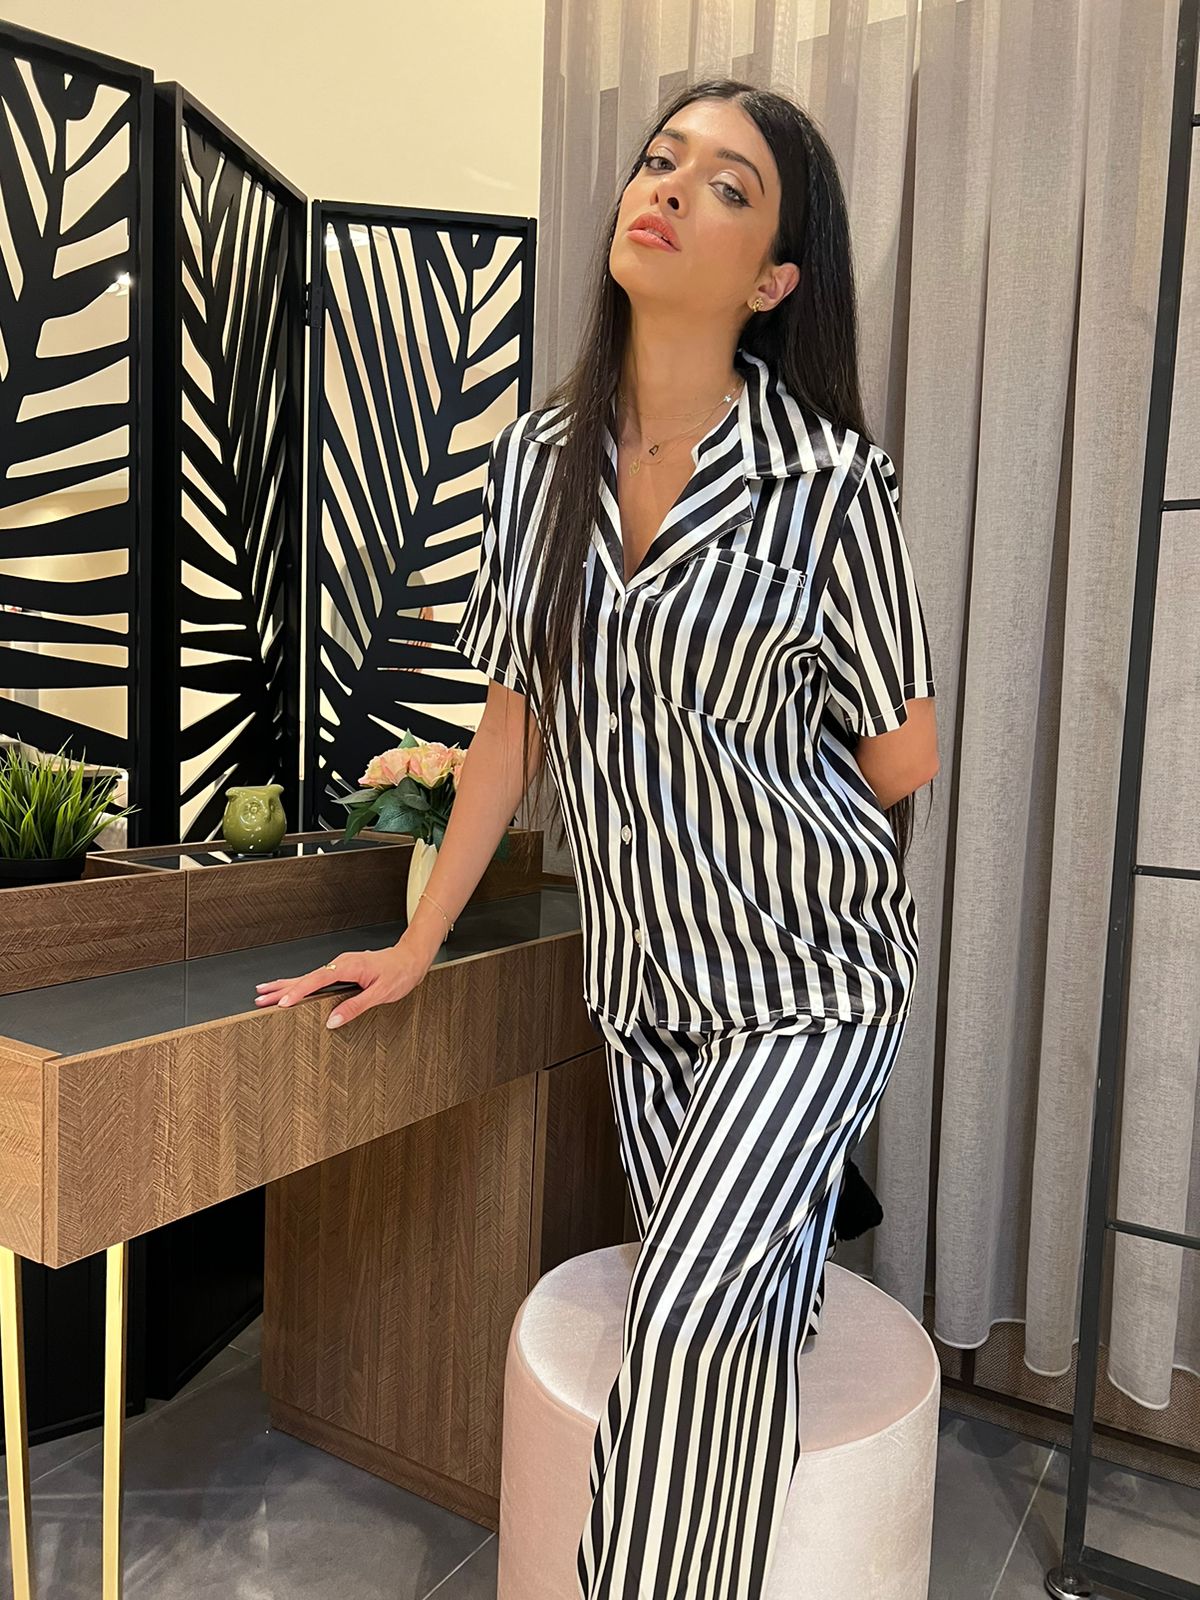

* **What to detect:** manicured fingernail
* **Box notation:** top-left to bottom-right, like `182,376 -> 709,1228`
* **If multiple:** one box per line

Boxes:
327,1014 -> 343,1029
278,996 -> 291,1006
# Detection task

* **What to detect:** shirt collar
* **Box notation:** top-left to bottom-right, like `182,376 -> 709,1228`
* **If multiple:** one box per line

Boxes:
521,345 -> 843,480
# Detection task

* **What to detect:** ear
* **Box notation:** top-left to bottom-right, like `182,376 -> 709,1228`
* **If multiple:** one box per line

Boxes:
759,260 -> 800,311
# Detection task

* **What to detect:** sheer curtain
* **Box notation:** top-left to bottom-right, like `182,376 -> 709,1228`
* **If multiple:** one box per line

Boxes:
528,0 -> 1196,1423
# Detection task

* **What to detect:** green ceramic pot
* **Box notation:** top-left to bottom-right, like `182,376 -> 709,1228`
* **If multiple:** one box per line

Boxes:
222,784 -> 287,854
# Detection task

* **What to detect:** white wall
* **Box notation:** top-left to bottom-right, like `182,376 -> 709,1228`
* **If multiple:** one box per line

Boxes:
1,2 -> 544,213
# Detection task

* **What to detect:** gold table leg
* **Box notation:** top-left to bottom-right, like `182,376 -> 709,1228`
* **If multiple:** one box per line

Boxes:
0,1246 -> 35,1600
103,1242 -> 127,1600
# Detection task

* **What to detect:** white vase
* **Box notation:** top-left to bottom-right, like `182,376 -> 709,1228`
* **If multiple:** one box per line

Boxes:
406,837 -> 447,943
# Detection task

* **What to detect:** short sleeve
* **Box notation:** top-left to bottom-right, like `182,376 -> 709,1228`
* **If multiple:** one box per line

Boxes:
453,431 -> 529,696
819,449 -> 936,737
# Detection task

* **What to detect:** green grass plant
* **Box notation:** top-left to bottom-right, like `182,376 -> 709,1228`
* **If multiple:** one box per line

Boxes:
0,740 -> 140,860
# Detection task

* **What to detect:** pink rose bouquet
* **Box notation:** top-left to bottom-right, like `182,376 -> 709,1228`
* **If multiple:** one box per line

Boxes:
328,730 -> 510,860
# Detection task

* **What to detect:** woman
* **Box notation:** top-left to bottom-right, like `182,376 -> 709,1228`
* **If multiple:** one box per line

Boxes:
257,78 -> 938,1600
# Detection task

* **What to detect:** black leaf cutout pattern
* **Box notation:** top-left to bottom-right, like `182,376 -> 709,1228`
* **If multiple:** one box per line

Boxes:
0,34 -> 148,779
306,211 -> 534,829
173,104 -> 303,839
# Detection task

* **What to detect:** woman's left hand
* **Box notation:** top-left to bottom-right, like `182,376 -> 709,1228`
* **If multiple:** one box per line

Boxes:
253,944 -> 426,1029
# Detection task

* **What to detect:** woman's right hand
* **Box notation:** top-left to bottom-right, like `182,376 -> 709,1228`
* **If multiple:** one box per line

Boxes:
253,934 -> 434,1030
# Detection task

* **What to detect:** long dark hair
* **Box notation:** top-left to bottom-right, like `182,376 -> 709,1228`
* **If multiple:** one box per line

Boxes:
517,77 -> 931,861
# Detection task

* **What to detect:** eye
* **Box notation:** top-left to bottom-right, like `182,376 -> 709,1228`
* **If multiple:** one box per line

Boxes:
640,154 -> 748,207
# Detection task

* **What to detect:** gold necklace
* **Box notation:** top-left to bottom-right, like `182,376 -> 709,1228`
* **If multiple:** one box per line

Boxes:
619,379 -> 744,476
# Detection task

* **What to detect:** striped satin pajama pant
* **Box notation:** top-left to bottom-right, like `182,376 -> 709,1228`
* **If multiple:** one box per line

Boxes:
576,1007 -> 909,1600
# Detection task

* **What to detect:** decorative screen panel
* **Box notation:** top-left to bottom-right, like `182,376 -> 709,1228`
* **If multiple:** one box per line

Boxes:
304,204 -> 536,830
156,85 -> 305,841
0,23 -> 153,823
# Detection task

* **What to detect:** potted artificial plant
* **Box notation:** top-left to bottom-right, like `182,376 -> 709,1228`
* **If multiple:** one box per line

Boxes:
0,740 -> 140,890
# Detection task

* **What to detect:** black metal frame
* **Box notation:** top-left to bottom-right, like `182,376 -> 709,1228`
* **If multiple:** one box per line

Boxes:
300,202 -> 538,830
149,83 -> 307,842
0,20 -> 156,843
1045,5 -> 1199,1597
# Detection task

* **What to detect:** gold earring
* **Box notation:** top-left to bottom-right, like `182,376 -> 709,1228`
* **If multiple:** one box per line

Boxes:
750,297 -> 763,312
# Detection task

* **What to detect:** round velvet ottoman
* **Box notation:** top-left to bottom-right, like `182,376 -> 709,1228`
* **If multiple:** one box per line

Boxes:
498,1243 -> 939,1599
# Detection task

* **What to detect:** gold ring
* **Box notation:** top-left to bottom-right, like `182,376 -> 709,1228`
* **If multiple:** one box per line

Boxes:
324,961 -> 337,970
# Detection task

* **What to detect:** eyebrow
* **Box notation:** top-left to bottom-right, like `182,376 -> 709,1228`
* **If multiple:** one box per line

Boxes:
655,126 -> 765,195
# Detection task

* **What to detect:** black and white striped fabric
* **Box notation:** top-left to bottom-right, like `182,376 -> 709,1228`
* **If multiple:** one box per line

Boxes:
578,1005 -> 909,1598
454,344 -> 935,1032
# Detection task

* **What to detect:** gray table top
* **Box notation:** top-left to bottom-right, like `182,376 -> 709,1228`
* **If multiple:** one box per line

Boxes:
0,885 -> 582,1058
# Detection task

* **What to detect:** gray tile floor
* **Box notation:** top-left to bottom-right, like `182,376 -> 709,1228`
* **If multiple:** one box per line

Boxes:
2,1314 -> 1197,1597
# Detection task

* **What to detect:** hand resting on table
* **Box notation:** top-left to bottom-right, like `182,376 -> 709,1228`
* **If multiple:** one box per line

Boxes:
253,941 -> 432,1030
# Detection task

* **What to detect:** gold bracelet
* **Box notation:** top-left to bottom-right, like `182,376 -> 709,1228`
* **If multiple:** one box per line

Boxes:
418,889 -> 455,931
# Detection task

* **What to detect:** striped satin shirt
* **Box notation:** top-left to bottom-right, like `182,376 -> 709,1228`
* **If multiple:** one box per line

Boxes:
453,345 -> 936,1032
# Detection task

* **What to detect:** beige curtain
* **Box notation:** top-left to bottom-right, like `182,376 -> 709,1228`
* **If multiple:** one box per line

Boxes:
529,0 -> 1197,1415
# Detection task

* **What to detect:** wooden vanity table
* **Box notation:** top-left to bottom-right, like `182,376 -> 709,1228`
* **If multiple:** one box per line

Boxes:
0,829 -> 634,1598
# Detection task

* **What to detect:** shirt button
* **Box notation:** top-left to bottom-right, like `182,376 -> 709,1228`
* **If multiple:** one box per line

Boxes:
609,712 -> 618,730
633,927 -> 642,945
621,825 -> 631,843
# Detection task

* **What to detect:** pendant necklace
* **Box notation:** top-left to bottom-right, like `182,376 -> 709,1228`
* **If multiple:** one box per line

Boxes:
620,379 -> 744,476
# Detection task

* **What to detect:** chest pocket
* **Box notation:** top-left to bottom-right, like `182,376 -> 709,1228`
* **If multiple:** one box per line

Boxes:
633,546 -> 810,723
